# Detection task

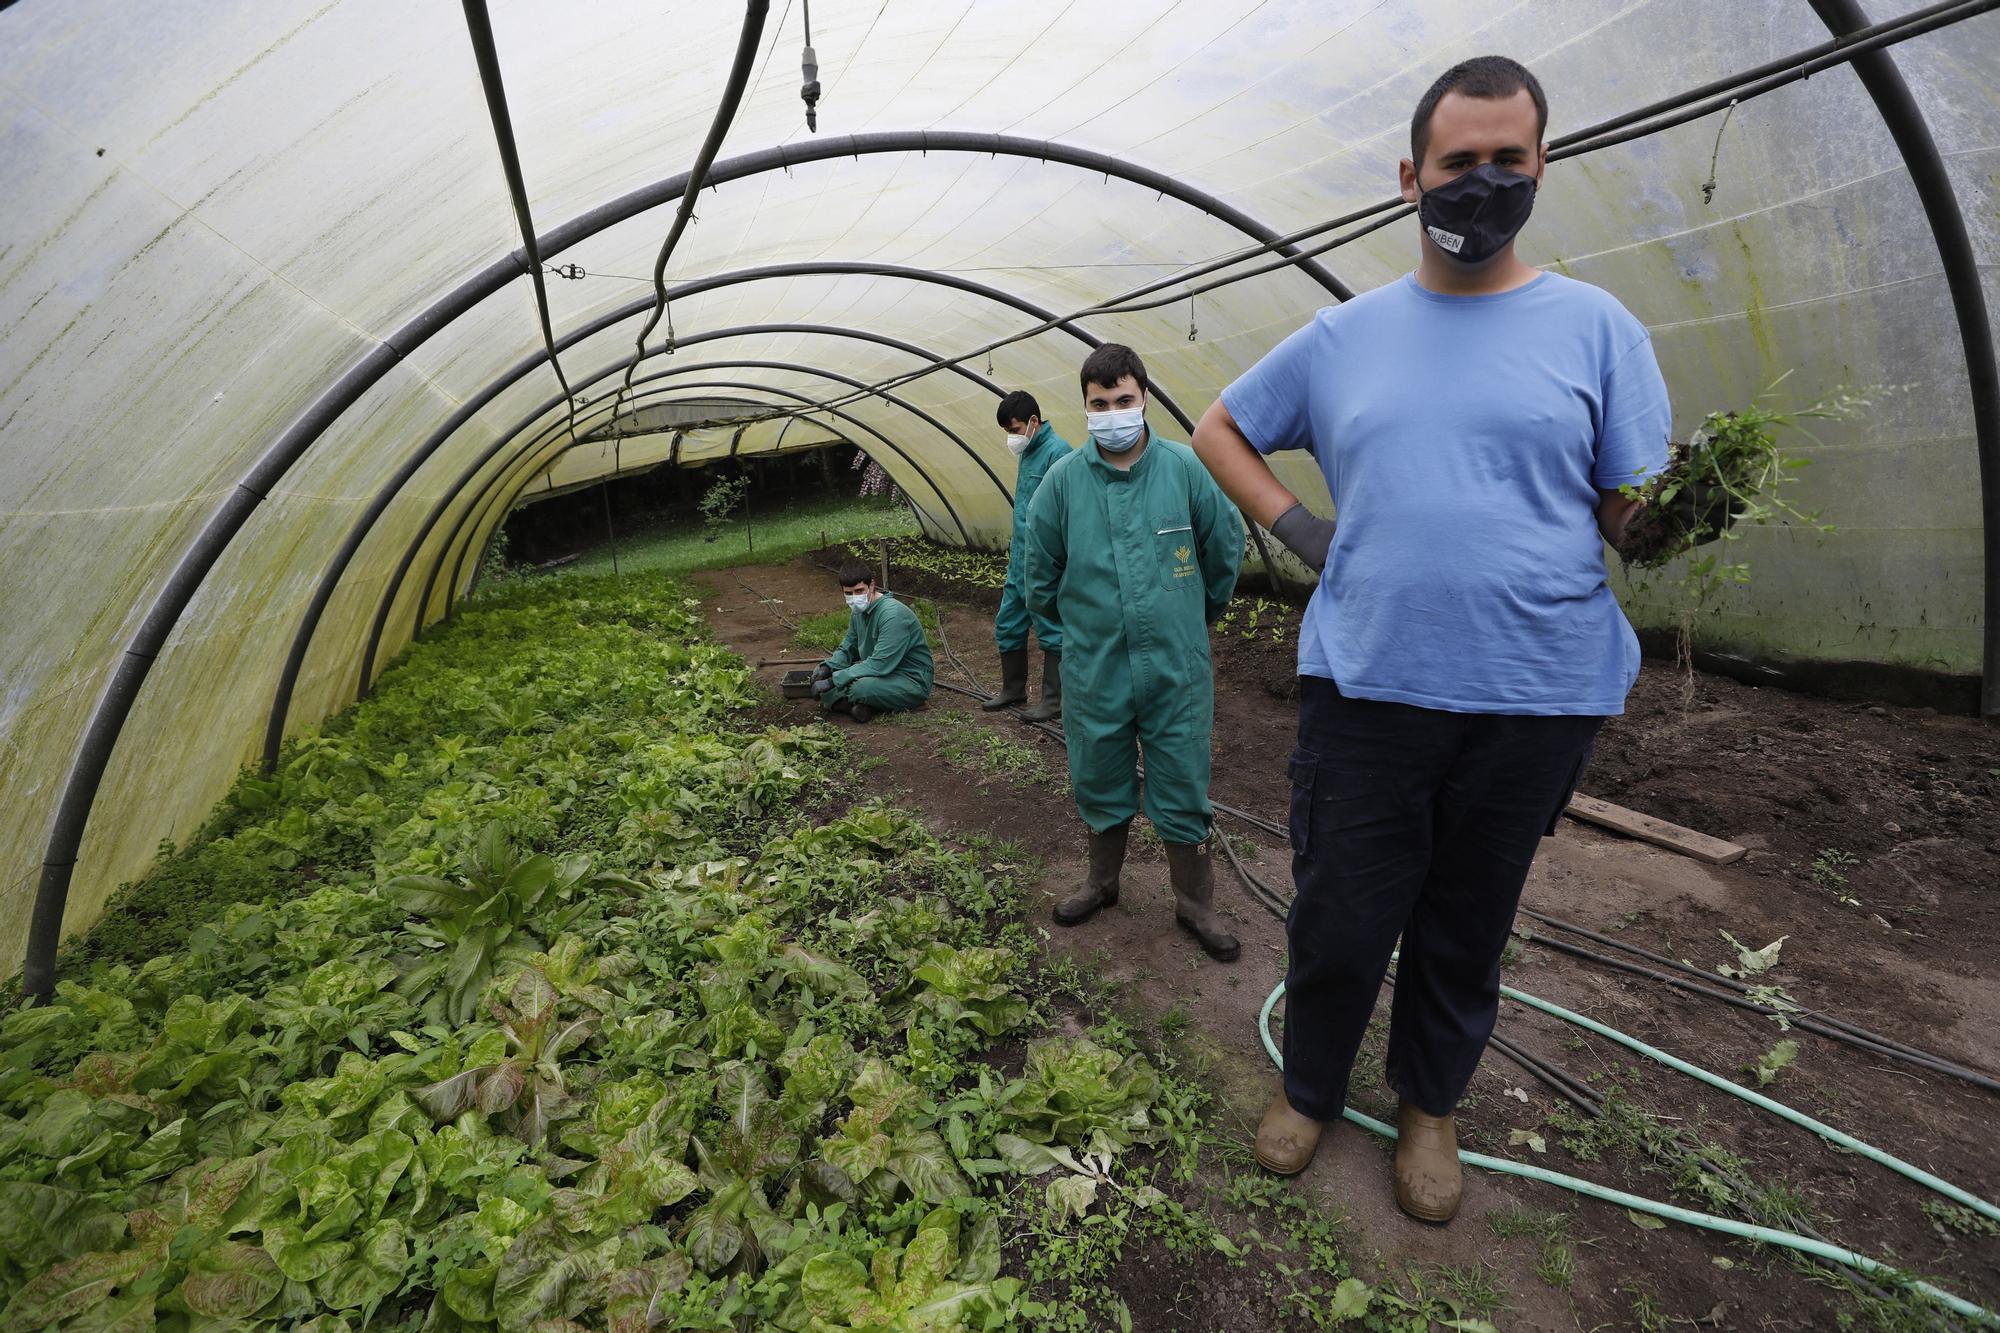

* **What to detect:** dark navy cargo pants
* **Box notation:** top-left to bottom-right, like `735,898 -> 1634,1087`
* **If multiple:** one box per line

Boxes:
1282,675 -> 1601,1121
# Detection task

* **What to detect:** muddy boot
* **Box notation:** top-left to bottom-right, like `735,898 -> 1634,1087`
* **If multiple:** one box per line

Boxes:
1053,821 -> 1127,926
1255,1088 -> 1324,1175
1393,1100 -> 1462,1223
1018,650 -> 1063,723
849,702 -> 876,724
1165,840 -> 1240,962
982,650 -> 1028,710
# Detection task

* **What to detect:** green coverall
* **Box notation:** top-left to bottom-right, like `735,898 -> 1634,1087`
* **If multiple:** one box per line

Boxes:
821,592 -> 935,714
1024,433 -> 1243,844
995,421 -> 1071,653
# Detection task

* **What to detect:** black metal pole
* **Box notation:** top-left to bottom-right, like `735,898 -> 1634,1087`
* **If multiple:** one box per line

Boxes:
398,321 -> 1017,658
437,378 -> 971,619
1806,0 -> 2000,717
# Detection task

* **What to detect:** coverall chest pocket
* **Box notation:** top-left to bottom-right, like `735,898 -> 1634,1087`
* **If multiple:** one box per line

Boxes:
1153,514 -> 1198,593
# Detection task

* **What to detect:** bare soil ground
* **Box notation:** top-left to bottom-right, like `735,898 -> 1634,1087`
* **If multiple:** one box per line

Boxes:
699,553 -> 1999,1332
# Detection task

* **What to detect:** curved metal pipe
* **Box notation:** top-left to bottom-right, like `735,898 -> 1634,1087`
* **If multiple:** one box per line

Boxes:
1807,0 -> 1999,716
376,321 -> 1019,694
425,356 -> 1021,631
439,379 -> 969,618
265,258 -> 1106,772
420,355 -> 991,639
434,365 -> 981,622
442,378 -> 968,615
26,129 -> 1352,996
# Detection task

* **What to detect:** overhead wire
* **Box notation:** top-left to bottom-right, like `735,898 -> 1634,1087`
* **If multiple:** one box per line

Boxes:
698,0 -> 1997,431
612,1 -> 774,424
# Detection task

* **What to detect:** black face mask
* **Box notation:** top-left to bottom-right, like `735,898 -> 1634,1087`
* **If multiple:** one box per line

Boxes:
1416,162 -> 1538,265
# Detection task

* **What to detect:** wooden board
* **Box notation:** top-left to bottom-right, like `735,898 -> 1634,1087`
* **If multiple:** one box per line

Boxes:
1563,793 -> 1748,866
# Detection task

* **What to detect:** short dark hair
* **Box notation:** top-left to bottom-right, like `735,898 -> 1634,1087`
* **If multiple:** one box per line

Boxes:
996,390 -> 1041,429
1410,56 -> 1547,166
1080,344 -> 1147,398
835,561 -> 875,588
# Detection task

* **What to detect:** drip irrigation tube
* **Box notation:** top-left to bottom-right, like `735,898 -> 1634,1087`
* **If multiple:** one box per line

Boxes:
1256,982 -> 1998,1327
1493,980 -> 2000,1226
1513,923 -> 2000,1092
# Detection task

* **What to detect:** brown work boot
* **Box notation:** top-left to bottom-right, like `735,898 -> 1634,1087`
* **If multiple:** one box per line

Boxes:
1164,839 -> 1240,961
1255,1089 -> 1323,1175
1393,1099 -> 1462,1223
1053,822 -> 1127,925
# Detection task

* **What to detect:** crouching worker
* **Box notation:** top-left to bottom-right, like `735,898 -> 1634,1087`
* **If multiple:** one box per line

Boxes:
1025,344 -> 1244,960
812,563 -> 934,723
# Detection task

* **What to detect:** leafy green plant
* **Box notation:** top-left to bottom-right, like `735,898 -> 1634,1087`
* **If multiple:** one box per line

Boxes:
1618,380 -> 1867,686
385,825 -> 592,1024
994,1037 -> 1163,1160
416,967 -> 597,1145
699,473 -> 752,537
1746,1039 -> 1801,1088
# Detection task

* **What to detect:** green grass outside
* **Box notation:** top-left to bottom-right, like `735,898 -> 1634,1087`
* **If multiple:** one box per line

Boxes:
528,492 -> 920,582
792,598 -> 943,655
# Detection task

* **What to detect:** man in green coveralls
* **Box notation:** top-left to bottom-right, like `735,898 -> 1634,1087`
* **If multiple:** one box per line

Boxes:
811,562 -> 934,723
984,390 -> 1071,722
1025,344 -> 1244,960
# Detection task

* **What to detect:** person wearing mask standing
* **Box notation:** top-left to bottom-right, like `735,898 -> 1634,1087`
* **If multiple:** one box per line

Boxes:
985,390 -> 1072,721
1026,344 -> 1244,961
1191,56 -> 1669,1221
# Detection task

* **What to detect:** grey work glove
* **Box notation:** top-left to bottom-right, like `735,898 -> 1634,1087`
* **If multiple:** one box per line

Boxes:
811,674 -> 834,697
1270,501 -> 1337,574
812,662 -> 834,682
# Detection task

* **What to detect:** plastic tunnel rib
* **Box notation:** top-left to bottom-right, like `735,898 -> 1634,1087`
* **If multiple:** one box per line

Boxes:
2,1 -> 1998,985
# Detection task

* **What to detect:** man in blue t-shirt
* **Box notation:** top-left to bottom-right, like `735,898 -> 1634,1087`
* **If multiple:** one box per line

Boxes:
1192,55 -> 1669,1223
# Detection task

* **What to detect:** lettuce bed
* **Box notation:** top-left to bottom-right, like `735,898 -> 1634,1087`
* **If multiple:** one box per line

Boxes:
0,575 -> 1176,1331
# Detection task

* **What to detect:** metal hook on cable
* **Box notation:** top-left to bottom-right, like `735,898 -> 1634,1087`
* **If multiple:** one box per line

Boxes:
1187,292 -> 1198,343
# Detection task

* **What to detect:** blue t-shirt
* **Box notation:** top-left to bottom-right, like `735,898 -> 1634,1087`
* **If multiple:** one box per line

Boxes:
1221,271 -> 1669,715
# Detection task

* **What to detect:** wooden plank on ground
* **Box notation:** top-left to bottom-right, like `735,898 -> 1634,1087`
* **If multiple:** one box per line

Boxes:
1563,793 -> 1748,866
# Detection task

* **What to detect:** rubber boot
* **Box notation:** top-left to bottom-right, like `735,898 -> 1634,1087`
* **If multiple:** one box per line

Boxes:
1165,840 -> 1240,962
1018,649 -> 1062,723
982,649 -> 1029,710
849,702 -> 876,724
1053,821 -> 1127,925
1255,1088 -> 1324,1175
1393,1100 -> 1462,1223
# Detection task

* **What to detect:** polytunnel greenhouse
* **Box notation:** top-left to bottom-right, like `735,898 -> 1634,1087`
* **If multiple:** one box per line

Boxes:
2,0 -> 1997,1328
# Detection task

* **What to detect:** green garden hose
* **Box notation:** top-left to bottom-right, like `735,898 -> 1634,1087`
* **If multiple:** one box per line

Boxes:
1493,979 -> 2000,1227
1257,980 -> 1999,1326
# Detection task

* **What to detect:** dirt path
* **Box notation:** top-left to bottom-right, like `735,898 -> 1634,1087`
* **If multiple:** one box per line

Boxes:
697,556 -> 1999,1331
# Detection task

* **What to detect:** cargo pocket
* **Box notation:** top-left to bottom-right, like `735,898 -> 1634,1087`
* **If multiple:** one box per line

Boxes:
1154,519 -> 1198,592
1288,751 -> 1318,858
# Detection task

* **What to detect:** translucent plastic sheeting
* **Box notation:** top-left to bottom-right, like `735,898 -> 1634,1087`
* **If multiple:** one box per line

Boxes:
1,0 -> 1994,972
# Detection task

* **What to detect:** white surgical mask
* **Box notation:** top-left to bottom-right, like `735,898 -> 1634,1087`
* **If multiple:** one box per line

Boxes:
1087,407 -> 1146,452
1003,433 -> 1029,457
844,593 -> 870,612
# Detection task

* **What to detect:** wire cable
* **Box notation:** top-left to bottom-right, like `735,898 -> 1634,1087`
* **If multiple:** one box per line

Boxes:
613,1 -> 773,423
459,0 -> 583,447
709,0 -> 1998,430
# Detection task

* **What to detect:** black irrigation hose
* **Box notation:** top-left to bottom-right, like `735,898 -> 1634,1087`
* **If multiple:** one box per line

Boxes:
613,0 -> 771,415
1516,905 -> 2000,1081
1512,927 -> 2000,1094
722,0 -> 2000,431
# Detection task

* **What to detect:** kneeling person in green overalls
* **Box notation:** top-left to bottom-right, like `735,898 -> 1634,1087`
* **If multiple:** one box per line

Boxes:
1025,344 -> 1244,960
812,562 -> 935,723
